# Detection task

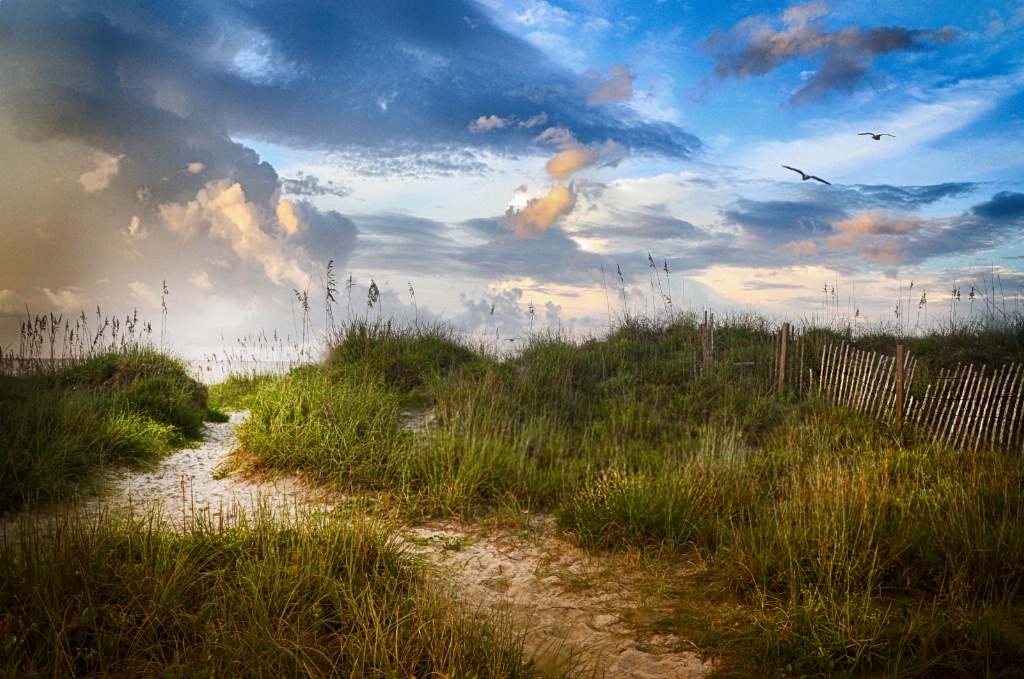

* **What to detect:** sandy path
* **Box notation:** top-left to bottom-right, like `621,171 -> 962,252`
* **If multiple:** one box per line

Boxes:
2,412 -> 712,678
405,518 -> 711,678
95,409 -> 336,527
1,411 -> 333,536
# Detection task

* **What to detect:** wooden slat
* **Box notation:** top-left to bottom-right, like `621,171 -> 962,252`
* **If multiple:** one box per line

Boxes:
956,366 -> 985,451
989,364 -> 1014,451
874,356 -> 895,420
1006,367 -> 1024,451
973,366 -> 1000,451
929,366 -> 955,445
914,382 -> 932,431
947,365 -> 973,450
854,349 -> 871,413
995,364 -> 1020,449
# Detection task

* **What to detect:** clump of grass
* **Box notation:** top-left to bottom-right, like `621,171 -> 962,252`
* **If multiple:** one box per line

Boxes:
46,349 -> 212,438
236,366 -> 413,485
556,427 -> 759,553
208,371 -> 279,410
326,318 -> 479,400
0,508 -> 538,677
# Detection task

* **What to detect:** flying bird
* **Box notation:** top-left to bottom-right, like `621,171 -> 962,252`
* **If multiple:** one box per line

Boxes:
782,165 -> 831,185
858,132 -> 895,140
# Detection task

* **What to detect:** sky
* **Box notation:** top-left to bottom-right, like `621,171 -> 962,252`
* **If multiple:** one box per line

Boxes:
2,0 -> 1023,362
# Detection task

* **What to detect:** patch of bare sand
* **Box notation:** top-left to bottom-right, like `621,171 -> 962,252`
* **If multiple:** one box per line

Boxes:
403,517 -> 712,678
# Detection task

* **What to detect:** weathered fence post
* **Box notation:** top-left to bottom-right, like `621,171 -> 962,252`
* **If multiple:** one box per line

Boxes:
709,312 -> 715,365
701,310 -> 708,368
778,322 -> 789,394
895,344 -> 904,429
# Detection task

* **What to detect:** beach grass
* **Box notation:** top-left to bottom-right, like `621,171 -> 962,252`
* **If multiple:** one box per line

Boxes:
219,309 -> 1024,676
0,507 -> 537,678
0,347 -> 219,513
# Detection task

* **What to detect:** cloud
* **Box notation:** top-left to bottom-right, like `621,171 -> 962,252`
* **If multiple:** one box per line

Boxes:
280,172 -> 350,198
722,198 -> 846,242
533,126 -> 580,150
546,147 -> 598,180
972,191 -> 1024,222
127,216 -> 144,238
511,1 -> 575,29
826,210 -> 925,247
504,183 -> 577,237
849,183 -> 978,211
860,242 -> 908,266
520,112 -> 549,129
701,2 -> 958,105
78,152 -> 121,192
751,190 -> 1024,270
189,271 -> 213,290
42,287 -> 88,312
785,240 -> 819,256
292,202 -> 358,264
541,137 -> 627,179
0,290 -> 20,314
159,179 -> 311,288
469,115 -> 511,132
584,64 -> 636,106
0,0 -> 700,284
128,281 -> 162,309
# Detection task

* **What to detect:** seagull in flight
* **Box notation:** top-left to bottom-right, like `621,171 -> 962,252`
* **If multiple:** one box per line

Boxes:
858,132 -> 895,140
782,165 -> 831,185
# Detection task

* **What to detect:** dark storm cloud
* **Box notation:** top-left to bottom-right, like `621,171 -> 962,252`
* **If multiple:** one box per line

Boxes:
846,183 -> 978,211
582,209 -> 708,240
0,0 -> 700,327
0,0 -> 698,158
456,223 -> 604,286
292,203 -> 359,263
972,192 -> 1024,222
740,281 -> 805,291
0,0 -> 697,177
721,198 -> 846,240
728,190 -> 1024,270
324,146 -> 493,179
700,2 -> 957,106
348,213 -> 473,278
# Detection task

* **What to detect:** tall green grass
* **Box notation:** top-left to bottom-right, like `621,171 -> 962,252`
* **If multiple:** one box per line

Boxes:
236,365 -> 413,485
224,312 -> 1024,676
0,348 -> 220,513
0,508 -> 537,678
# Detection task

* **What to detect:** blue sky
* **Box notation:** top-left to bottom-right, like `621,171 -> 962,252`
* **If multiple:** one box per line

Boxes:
2,0 -> 1023,357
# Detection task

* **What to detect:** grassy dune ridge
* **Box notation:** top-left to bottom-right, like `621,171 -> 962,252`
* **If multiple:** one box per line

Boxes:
0,325 -> 542,678
0,348 -> 224,513
215,315 -> 1024,677
3,309 -> 1023,677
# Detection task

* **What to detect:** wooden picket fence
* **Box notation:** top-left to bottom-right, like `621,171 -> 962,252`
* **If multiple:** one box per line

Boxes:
908,363 -> 1024,453
814,340 -> 1024,453
815,341 -> 917,423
